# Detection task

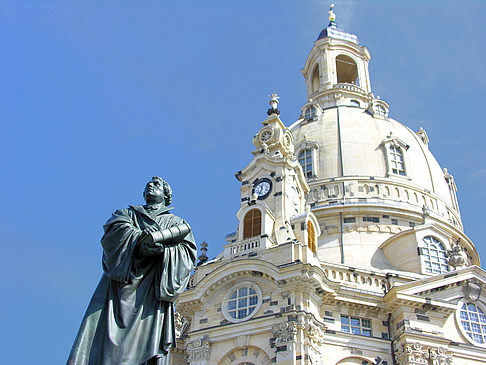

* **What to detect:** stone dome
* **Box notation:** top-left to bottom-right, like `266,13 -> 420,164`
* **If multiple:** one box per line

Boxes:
289,106 -> 462,230
284,24 -> 477,271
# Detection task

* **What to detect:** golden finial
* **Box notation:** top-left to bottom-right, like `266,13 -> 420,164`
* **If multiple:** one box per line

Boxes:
329,4 -> 336,23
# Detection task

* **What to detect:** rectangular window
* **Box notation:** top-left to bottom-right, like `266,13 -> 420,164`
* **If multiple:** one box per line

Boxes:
391,218 -> 398,225
389,146 -> 406,176
298,149 -> 313,178
341,315 -> 372,336
343,217 -> 356,223
363,217 -> 380,223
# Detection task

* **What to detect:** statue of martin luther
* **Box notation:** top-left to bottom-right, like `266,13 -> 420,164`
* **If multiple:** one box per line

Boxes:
68,177 -> 197,365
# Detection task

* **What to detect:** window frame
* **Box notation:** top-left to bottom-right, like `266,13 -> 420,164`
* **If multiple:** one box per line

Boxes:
222,282 -> 262,323
295,140 -> 319,180
243,208 -> 262,240
456,300 -> 486,347
307,220 -> 316,254
419,236 -> 450,275
304,106 -> 316,120
341,314 -> 372,337
380,136 -> 411,180
298,149 -> 314,179
389,145 -> 406,176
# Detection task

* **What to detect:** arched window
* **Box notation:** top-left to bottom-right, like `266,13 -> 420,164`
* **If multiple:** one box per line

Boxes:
421,236 -> 449,274
459,303 -> 486,344
304,106 -> 316,120
389,145 -> 405,176
336,54 -> 359,85
298,149 -> 313,178
243,209 -> 261,239
350,99 -> 360,107
307,221 -> 316,253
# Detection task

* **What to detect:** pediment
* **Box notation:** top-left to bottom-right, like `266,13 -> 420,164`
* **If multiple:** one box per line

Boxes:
386,266 -> 486,310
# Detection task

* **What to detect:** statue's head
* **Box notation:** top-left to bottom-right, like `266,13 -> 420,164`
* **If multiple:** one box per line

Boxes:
143,176 -> 172,206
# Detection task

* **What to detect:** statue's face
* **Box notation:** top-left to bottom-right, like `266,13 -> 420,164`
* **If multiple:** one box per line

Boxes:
144,179 -> 165,204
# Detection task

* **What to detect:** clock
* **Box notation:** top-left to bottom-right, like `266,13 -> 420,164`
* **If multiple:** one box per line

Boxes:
253,178 -> 272,200
260,130 -> 273,142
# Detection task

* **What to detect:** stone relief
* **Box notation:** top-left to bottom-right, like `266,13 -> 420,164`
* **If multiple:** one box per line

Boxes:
186,338 -> 210,361
272,321 -> 298,344
395,342 -> 452,365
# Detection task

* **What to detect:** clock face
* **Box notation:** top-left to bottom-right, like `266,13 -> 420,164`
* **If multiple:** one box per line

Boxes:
260,130 -> 273,142
254,179 -> 272,199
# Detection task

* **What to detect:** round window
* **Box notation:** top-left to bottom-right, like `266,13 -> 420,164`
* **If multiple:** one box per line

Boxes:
222,282 -> 262,323
456,301 -> 486,345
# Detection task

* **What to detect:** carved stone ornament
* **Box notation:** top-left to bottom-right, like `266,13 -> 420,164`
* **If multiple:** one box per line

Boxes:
395,342 -> 453,365
185,338 -> 210,361
272,321 -> 298,344
306,323 -> 325,348
174,311 -> 183,338
447,240 -> 469,270
429,347 -> 453,365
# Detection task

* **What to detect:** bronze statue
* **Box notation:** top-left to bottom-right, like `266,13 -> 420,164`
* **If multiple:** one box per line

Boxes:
68,177 -> 197,365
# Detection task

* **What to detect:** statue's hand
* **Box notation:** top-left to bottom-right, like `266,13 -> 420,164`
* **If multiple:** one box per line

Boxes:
139,238 -> 164,256
139,227 -> 164,256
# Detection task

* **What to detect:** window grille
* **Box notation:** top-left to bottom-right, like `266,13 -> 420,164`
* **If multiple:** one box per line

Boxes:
389,146 -> 405,175
341,315 -> 372,336
421,236 -> 449,274
298,149 -> 313,178
304,106 -> 316,120
227,286 -> 259,320
460,303 -> 486,344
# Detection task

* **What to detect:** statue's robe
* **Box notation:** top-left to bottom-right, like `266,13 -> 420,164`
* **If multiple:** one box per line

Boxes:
67,205 -> 197,365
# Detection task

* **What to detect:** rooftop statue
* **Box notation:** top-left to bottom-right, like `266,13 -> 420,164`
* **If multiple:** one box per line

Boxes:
68,177 -> 197,365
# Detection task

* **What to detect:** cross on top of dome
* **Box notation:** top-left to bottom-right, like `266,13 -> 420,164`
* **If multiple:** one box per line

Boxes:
316,4 -> 359,44
328,4 -> 336,28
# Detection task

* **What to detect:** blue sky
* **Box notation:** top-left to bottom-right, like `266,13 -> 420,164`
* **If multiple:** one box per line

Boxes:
1,1 -> 485,363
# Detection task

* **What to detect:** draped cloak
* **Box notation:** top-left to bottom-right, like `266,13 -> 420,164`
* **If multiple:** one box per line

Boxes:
67,205 -> 197,365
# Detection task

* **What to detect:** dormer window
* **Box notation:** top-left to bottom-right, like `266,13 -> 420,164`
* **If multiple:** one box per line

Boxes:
419,236 -> 449,274
295,139 -> 319,179
381,135 -> 410,179
389,145 -> 405,176
368,100 -> 389,118
376,104 -> 386,116
298,149 -> 313,178
304,106 -> 316,120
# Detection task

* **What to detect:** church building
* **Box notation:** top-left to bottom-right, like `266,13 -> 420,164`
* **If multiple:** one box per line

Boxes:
173,7 -> 485,365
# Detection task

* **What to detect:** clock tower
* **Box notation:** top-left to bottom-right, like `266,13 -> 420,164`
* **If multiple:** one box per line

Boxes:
230,94 -> 321,255
174,6 -> 486,365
